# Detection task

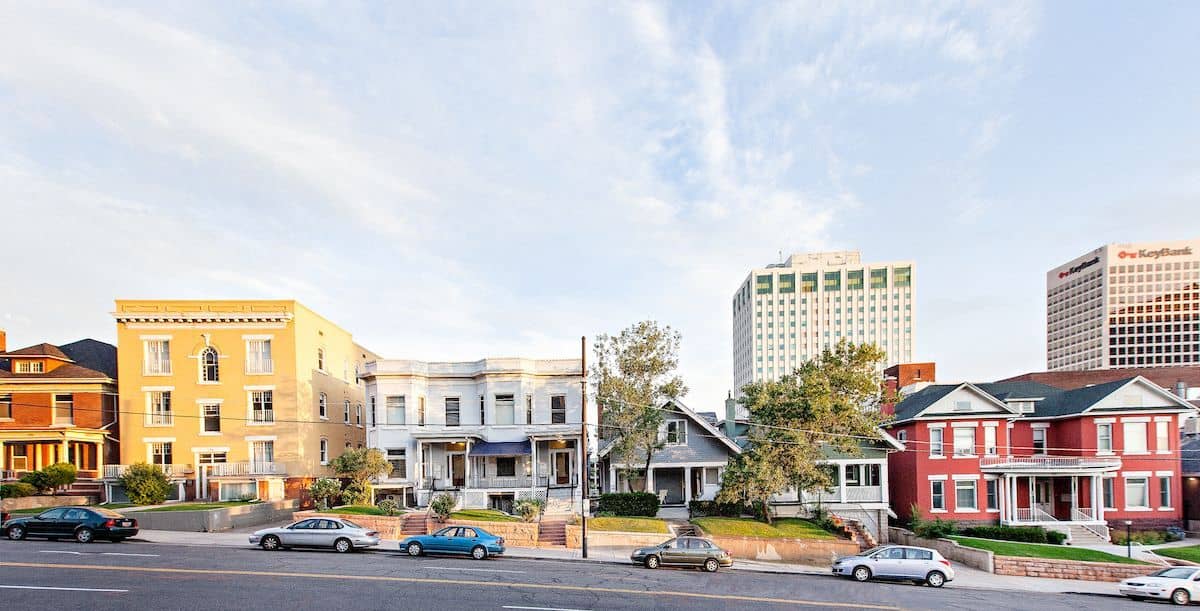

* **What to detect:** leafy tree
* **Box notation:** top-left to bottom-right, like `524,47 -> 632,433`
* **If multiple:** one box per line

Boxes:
308,477 -> 342,511
119,463 -> 171,505
717,340 -> 892,523
593,321 -> 687,492
430,493 -> 456,522
19,470 -> 54,495
330,448 -> 391,506
43,463 -> 78,493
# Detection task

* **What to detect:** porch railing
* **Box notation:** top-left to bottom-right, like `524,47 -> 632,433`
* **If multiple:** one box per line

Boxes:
1071,507 -> 1098,522
1012,507 -> 1059,523
104,464 -> 185,478
469,475 -> 533,489
844,486 -> 884,503
207,462 -> 283,476
979,455 -> 1121,470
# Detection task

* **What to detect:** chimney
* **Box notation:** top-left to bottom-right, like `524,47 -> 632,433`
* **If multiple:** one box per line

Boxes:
724,391 -> 737,438
0,328 -> 6,352
1177,380 -> 1188,400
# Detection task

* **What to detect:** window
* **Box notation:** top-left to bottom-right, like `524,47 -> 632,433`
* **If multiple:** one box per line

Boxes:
495,394 -> 515,425
202,403 -> 221,433
801,272 -> 817,292
779,273 -> 795,293
986,479 -> 998,510
144,339 -> 171,374
895,430 -> 906,443
319,393 -> 328,419
344,400 -> 350,423
199,451 -> 226,464
480,395 -> 485,424
664,420 -> 687,445
845,464 -> 881,486
250,390 -> 274,424
755,274 -> 773,294
1156,421 -> 1170,451
151,442 -> 173,466
320,439 -> 329,465
931,481 -> 945,510
418,397 -> 426,426
929,428 -> 944,457
369,396 -> 376,426
1097,423 -> 1112,453
386,396 -> 405,425
847,270 -> 864,290
551,395 -> 567,424
445,397 -> 460,426
387,449 -> 406,477
870,268 -> 887,289
704,467 -> 720,486
905,548 -> 933,560
1126,477 -> 1149,509
1124,422 -> 1148,453
15,360 -> 44,373
984,427 -> 997,455
147,391 -> 173,426
894,266 -> 912,288
1032,428 -> 1046,454
526,395 -> 533,424
251,440 -> 274,466
496,457 -> 516,477
317,347 -> 325,371
245,339 -> 272,374
955,480 -> 977,511
1160,475 -> 1172,508
953,401 -> 971,412
355,403 -> 362,425
823,271 -> 841,291
0,394 -> 10,419
1103,478 -> 1115,509
200,347 -> 219,382
953,427 -> 975,456
53,393 -> 74,425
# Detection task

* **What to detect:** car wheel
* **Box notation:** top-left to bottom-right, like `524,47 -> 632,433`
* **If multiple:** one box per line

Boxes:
1172,588 -> 1191,606
471,545 -> 487,560
334,538 -> 353,553
7,525 -> 26,541
852,566 -> 872,582
75,528 -> 95,544
704,558 -> 720,573
645,555 -> 660,569
925,571 -> 946,588
406,542 -> 423,556
261,535 -> 282,551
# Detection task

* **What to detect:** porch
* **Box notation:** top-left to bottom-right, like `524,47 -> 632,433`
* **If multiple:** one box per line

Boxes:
981,455 -> 1122,540
609,463 -> 725,506
0,431 -> 108,482
412,433 -> 582,511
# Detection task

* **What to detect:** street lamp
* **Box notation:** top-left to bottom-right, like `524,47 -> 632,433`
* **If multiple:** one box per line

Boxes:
1125,520 -> 1133,558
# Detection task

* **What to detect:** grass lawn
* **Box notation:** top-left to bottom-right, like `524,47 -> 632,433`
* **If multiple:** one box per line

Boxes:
329,505 -> 390,516
588,516 -> 670,534
7,507 -> 50,514
1154,545 -> 1200,563
691,517 -> 835,539
451,509 -> 521,522
949,536 -> 1150,565
140,501 -> 257,512
99,503 -> 138,509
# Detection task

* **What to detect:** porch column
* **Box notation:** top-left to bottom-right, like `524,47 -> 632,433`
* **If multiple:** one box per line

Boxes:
576,438 -> 583,489
416,440 -> 424,489
646,467 -> 655,494
0,441 -> 5,471
531,440 -> 538,489
839,464 -> 847,503
684,467 -> 692,502
1028,476 -> 1035,519
1070,476 -> 1078,519
61,437 -> 69,465
998,475 -> 1006,523
465,440 -> 472,487
609,464 -> 617,493
1095,476 -> 1105,523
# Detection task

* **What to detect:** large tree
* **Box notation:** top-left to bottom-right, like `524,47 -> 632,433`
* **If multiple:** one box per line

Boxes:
593,321 -> 687,492
717,340 -> 893,522
331,448 -> 392,506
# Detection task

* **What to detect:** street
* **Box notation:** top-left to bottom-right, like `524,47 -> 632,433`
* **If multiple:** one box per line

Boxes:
0,539 -> 1138,610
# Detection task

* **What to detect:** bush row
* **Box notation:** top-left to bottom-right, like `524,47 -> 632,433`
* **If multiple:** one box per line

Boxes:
687,500 -> 765,519
595,492 -> 660,517
1,482 -> 38,499
960,525 -> 1067,545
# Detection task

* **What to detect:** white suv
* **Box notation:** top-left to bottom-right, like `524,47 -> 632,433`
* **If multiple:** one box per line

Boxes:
832,545 -> 956,588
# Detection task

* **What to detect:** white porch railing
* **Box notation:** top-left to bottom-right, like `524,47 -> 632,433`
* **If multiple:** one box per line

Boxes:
1071,507 -> 1097,522
469,475 -> 533,489
979,455 -> 1121,471
207,462 -> 283,476
104,464 -> 185,478
844,486 -> 884,503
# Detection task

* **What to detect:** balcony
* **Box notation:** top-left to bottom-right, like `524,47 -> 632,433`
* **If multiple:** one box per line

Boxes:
145,412 -> 174,426
979,455 -> 1122,473
206,462 -> 283,477
801,485 -> 884,504
469,475 -> 534,489
104,464 -> 187,478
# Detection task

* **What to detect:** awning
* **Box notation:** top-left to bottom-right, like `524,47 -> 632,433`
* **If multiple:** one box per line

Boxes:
469,440 -> 531,457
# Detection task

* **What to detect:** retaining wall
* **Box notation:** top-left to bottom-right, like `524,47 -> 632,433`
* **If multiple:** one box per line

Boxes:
1,495 -> 94,512
993,556 -> 1152,582
887,527 -> 995,572
293,511 -> 407,539
126,499 -> 298,532
706,534 -> 860,564
564,525 -> 672,550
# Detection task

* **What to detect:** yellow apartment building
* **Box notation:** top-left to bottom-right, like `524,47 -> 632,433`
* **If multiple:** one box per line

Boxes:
111,300 -> 375,503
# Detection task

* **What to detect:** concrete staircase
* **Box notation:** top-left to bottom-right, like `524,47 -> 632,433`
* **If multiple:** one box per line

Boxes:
1064,524 -> 1110,546
545,488 -> 577,515
829,513 -> 877,550
672,523 -> 699,537
63,481 -> 104,502
401,512 -> 429,536
538,519 -> 567,546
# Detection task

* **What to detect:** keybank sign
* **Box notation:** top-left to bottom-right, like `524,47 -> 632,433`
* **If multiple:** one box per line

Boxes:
1118,246 -> 1194,260
1058,256 -> 1100,279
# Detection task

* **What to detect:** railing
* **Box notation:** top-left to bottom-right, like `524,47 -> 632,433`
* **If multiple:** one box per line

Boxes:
1012,507 -> 1059,523
539,474 -> 578,488
1071,507 -> 1097,522
207,462 -> 283,476
145,412 -> 174,426
844,486 -> 884,503
469,475 -> 533,489
979,455 -> 1122,470
104,464 -> 185,478
251,410 -> 275,424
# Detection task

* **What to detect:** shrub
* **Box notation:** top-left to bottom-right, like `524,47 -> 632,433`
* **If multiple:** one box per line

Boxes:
1,482 -> 37,498
1113,530 -> 1169,546
596,492 -> 660,517
341,480 -> 371,507
960,525 -> 1060,545
513,497 -> 546,522
43,462 -> 78,491
688,500 -> 761,518
308,478 -> 342,511
807,506 -> 841,535
19,470 -> 55,495
376,499 -> 402,516
119,463 -> 171,505
1046,530 -> 1068,545
430,493 -> 456,521
909,504 -> 957,539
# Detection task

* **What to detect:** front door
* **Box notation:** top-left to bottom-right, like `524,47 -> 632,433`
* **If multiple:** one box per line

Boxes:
552,451 -> 571,486
447,453 -> 465,488
1035,481 -> 1053,518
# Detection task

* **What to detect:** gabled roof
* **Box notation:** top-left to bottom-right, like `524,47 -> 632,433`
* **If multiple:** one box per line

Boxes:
1183,436 -> 1200,476
0,343 -> 71,360
891,382 -> 1021,422
597,398 -> 743,457
58,339 -> 118,379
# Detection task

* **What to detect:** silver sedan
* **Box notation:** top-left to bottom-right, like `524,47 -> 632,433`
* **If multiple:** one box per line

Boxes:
250,517 -> 380,553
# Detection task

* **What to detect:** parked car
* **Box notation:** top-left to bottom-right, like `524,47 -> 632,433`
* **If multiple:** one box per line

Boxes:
3,506 -> 138,543
832,545 -> 954,587
630,536 -> 733,573
1120,566 -> 1200,605
400,526 -> 505,560
249,517 -> 380,553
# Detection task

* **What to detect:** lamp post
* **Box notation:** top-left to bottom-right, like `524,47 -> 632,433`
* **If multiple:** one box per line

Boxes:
1125,520 -> 1133,558
580,335 -> 588,559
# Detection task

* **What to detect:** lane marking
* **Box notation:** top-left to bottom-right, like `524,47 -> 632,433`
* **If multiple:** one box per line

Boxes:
0,585 -> 128,593
0,561 -> 899,609
38,551 -> 158,558
420,566 -> 525,574
503,606 -> 591,611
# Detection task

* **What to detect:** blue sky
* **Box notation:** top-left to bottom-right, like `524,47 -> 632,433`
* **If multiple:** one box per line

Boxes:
1,1 -> 1198,409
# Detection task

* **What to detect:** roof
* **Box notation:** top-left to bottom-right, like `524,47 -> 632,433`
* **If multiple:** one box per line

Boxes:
597,398 -> 743,457
59,339 -> 118,379
469,440 -> 531,457
891,385 -> 960,422
999,366 -> 1200,391
1183,436 -> 1200,476
0,362 -> 113,381
0,343 -> 70,360
973,381 -> 1062,402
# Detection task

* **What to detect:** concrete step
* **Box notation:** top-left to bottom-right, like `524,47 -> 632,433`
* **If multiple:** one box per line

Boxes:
538,520 -> 568,545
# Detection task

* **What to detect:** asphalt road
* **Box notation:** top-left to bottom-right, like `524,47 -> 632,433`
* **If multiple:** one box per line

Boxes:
0,538 -> 1141,610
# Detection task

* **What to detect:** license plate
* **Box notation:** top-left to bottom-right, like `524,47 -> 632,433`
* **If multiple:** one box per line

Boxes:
120,520 -> 133,527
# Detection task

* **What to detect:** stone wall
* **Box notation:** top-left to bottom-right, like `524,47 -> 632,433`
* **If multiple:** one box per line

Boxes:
447,519 -> 540,547
129,499 -> 298,532
1,495 -> 95,512
564,525 -> 672,550
706,535 -> 860,564
993,556 -> 1153,582
887,527 -> 994,572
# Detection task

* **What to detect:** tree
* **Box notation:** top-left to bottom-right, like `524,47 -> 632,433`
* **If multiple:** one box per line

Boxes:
308,477 -> 342,511
43,463 -> 78,494
717,340 -> 892,523
330,448 -> 391,506
119,463 -> 171,505
593,320 -> 688,492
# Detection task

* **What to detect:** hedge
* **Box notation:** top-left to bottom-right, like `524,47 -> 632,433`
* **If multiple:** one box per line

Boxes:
688,500 -> 765,519
960,525 -> 1066,545
1,482 -> 37,498
596,492 -> 660,517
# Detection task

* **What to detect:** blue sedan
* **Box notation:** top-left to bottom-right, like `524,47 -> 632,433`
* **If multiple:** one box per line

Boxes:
400,526 -> 505,560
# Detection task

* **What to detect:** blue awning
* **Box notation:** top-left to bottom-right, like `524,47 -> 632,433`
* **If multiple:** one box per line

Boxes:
469,440 -> 531,457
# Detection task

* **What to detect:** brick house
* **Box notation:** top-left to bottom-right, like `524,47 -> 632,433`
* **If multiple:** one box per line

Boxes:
886,375 -> 1196,542
0,332 -> 119,499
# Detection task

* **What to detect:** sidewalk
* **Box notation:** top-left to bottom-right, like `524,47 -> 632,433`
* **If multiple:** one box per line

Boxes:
130,529 -> 1128,596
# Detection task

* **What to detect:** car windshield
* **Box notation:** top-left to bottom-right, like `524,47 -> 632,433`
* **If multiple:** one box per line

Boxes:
857,546 -> 887,557
340,519 -> 363,529
1150,568 -> 1198,579
92,508 -> 126,518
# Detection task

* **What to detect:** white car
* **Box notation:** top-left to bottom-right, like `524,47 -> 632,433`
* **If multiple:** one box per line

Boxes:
249,517 -> 380,553
832,545 -> 955,588
1120,566 -> 1200,605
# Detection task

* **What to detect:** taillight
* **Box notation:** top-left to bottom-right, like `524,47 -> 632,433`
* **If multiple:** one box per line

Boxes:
104,519 -> 116,527
939,559 -> 951,567
367,531 -> 379,537
499,538 -> 504,545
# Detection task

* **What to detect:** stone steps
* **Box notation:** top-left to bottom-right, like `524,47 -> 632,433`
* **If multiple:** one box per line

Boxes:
538,520 -> 567,546
400,513 -> 429,536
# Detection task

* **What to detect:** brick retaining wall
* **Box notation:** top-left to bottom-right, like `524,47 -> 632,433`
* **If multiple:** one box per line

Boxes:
707,534 -> 861,564
993,556 -> 1153,582
1,495 -> 94,512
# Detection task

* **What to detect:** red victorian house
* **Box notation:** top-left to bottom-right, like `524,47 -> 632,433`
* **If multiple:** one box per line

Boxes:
886,375 -> 1196,542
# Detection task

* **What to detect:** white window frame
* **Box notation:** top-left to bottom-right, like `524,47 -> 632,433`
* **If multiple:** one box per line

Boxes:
386,448 -> 407,479
319,438 -> 329,465
494,394 -> 515,426
983,426 -> 997,455
146,390 -> 174,426
143,339 -> 172,375
1124,421 -> 1148,454
953,427 -> 975,457
244,337 -> 273,375
1096,422 -> 1113,454
344,400 -> 351,423
1032,428 -> 1047,455
1156,420 -> 1170,454
929,427 -> 944,458
985,478 -> 999,511
1103,476 -> 1116,509
199,347 -> 220,383
663,420 -> 687,445
386,396 -> 405,426
53,393 -> 74,426
200,402 -> 221,434
445,397 -> 460,426
1125,477 -> 1150,510
550,395 -> 567,424
248,389 -> 275,425
319,392 -> 328,420
1159,475 -> 1172,509
954,479 -> 978,512
16,360 -> 45,374
930,480 -> 946,512
317,347 -> 326,372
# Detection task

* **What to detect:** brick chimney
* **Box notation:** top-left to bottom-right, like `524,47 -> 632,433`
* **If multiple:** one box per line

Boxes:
0,328 -> 6,352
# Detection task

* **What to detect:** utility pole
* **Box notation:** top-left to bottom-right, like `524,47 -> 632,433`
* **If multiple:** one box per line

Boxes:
580,335 -> 588,559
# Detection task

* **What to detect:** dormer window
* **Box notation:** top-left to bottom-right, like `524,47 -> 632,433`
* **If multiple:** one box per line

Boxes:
1008,401 -> 1035,414
200,347 -> 219,382
14,361 -> 44,374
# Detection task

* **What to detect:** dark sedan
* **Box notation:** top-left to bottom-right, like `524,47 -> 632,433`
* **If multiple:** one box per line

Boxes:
631,536 -> 733,572
3,506 -> 138,543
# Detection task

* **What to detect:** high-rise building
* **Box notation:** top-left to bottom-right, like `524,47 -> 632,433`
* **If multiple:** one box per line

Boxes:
732,251 -> 915,392
1046,239 -> 1200,371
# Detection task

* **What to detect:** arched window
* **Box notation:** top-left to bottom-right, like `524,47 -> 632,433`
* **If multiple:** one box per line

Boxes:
200,347 -> 219,382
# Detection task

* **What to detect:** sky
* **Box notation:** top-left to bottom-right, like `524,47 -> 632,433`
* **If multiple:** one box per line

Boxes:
1,1 -> 1198,411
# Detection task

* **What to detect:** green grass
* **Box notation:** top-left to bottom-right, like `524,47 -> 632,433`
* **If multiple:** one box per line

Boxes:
1154,545 -> 1200,564
691,517 -> 835,539
139,501 -> 257,512
7,507 -> 50,514
99,503 -> 137,509
329,505 -> 389,516
588,516 -> 670,534
451,509 -> 522,522
949,536 -> 1151,565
